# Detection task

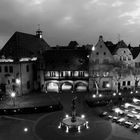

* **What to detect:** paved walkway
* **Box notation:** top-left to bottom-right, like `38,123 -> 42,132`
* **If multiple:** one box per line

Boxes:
0,92 -> 59,109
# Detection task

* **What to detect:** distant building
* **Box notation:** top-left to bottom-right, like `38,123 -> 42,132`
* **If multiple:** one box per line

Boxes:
0,29 -> 49,95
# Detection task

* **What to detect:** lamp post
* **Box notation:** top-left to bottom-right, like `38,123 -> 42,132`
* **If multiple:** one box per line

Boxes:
11,91 -> 16,106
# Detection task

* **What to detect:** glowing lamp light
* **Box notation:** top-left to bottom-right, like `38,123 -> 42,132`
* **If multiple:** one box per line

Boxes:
130,91 -> 133,94
66,126 -> 69,133
11,92 -> 16,98
58,123 -> 61,129
118,92 -> 121,96
99,94 -> 102,97
113,93 -> 116,96
92,46 -> 95,51
16,79 -> 21,85
92,94 -> 96,98
65,114 -> 69,118
81,114 -> 85,119
106,83 -> 110,88
78,126 -> 81,133
24,127 -> 28,132
136,90 -> 138,93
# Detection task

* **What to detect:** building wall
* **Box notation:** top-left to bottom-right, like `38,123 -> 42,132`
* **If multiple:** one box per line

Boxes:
0,61 -> 35,96
89,36 -> 115,91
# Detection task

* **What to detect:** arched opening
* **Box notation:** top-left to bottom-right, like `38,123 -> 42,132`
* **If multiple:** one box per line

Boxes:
46,82 -> 59,93
60,82 -> 73,92
75,82 -> 88,92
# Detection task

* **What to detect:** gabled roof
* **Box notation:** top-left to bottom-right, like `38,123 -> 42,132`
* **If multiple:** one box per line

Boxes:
105,41 -> 117,55
41,47 -> 89,71
0,31 -> 50,60
129,46 -> 140,59
113,40 -> 128,55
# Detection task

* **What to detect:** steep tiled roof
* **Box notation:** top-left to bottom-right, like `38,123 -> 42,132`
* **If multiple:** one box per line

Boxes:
41,47 -> 89,71
112,40 -> 128,55
129,46 -> 140,59
105,41 -> 117,55
0,31 -> 50,60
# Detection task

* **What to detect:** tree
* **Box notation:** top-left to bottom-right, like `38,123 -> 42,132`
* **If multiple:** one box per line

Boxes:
89,60 -> 113,95
111,61 -> 131,93
129,67 -> 140,91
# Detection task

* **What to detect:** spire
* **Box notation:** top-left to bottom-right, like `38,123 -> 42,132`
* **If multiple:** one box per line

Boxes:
36,24 -> 43,38
99,35 -> 103,41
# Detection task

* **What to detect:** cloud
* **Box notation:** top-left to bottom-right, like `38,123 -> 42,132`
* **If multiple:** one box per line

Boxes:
0,0 -> 140,47
112,0 -> 124,7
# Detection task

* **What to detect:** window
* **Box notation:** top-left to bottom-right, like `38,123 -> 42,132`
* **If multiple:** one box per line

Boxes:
102,81 -> 108,88
78,71 -> 84,77
9,66 -> 13,73
26,65 -> 29,72
127,81 -> 131,86
103,59 -> 109,63
128,57 -> 131,61
4,66 -> 8,72
27,81 -> 30,89
122,81 -> 126,86
0,66 -> 1,73
100,45 -> 102,48
60,71 -> 63,77
124,51 -> 126,53
96,52 -> 99,55
50,71 -> 55,77
104,52 -> 106,55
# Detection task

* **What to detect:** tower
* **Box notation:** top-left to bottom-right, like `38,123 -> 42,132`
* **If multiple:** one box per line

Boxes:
36,24 -> 43,38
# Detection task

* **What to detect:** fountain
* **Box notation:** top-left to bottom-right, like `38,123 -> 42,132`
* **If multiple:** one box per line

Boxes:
58,95 -> 89,133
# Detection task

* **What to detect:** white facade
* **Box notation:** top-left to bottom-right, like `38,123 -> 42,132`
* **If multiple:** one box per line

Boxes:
89,37 -> 140,92
0,59 -> 36,96
89,36 -> 115,92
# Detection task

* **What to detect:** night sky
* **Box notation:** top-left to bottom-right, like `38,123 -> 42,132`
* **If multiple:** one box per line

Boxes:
0,0 -> 140,47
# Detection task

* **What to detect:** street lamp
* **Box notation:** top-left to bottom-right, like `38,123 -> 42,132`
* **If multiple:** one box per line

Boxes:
106,83 -> 110,88
16,78 -> 21,85
10,91 -> 16,106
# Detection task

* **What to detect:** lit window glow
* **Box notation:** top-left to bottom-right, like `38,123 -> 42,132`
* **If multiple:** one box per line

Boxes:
0,59 -> 14,62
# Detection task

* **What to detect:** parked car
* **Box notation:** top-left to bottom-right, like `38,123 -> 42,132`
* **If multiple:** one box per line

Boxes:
132,124 -> 140,132
124,121 -> 134,128
117,117 -> 125,124
112,116 -> 119,122
99,111 -> 108,117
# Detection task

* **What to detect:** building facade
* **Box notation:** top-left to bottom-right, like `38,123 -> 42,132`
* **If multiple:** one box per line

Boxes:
38,44 -> 90,93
